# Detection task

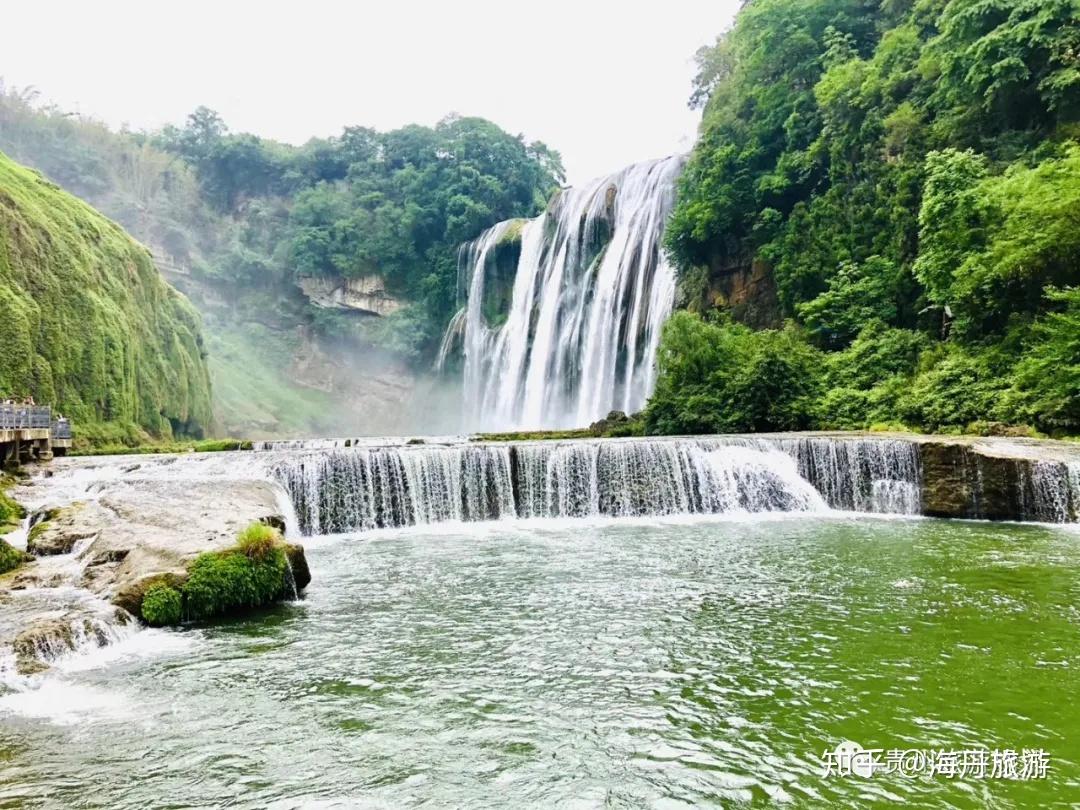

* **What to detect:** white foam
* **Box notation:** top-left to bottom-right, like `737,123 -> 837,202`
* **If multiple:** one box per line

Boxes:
0,680 -> 130,725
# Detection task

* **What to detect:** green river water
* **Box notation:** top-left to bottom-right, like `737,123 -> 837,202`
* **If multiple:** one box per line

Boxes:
2,515 -> 1078,808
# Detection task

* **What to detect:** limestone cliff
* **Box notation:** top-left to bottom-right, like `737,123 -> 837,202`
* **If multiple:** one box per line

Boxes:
297,274 -> 404,317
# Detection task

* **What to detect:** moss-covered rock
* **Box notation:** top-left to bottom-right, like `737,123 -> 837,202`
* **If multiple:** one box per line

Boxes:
0,538 -> 31,575
0,474 -> 26,535
26,504 -> 96,556
125,523 -> 310,626
0,152 -> 212,440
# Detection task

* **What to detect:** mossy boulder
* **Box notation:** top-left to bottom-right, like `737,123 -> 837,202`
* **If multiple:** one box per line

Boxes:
132,523 -> 309,626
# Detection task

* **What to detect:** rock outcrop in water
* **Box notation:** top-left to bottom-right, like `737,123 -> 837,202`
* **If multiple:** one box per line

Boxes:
919,441 -> 1078,522
2,474 -> 310,674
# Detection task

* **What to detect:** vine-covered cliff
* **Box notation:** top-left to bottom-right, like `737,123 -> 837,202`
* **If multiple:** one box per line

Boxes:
0,151 -> 212,442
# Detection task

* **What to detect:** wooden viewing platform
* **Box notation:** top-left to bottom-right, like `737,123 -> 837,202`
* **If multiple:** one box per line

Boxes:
0,404 -> 72,465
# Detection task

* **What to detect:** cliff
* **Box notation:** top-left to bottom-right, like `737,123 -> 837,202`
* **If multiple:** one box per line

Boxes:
0,152 -> 212,442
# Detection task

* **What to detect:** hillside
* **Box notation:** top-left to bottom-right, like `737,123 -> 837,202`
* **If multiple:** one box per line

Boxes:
0,90 -> 561,437
648,0 -> 1080,437
0,151 -> 212,443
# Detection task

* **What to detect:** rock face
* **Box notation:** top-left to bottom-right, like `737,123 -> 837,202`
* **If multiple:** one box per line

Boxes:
681,256 -> 782,329
917,439 -> 1078,522
297,274 -> 403,316
709,259 -> 782,329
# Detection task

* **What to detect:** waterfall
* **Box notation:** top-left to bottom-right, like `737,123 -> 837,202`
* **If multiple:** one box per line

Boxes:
760,437 -> 922,514
274,445 -> 517,535
1022,461 -> 1074,523
445,156 -> 685,431
271,436 -> 930,535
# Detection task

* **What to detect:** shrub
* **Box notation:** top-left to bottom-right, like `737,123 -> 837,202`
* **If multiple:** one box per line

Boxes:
1007,287 -> 1080,434
141,583 -> 183,626
644,312 -> 824,435
182,524 -> 287,621
897,349 -> 1009,431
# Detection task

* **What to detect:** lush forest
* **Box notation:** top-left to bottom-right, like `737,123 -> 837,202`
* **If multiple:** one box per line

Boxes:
152,107 -> 562,340
0,88 -> 562,435
648,0 -> 1080,437
0,152 -> 212,444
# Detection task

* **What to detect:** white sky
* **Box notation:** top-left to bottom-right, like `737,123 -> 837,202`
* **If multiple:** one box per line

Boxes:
2,0 -> 739,185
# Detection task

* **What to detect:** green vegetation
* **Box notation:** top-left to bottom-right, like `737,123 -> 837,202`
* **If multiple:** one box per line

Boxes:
183,523 -> 289,621
205,321 -> 343,438
656,0 -> 1080,436
646,314 -> 823,435
0,151 -> 212,440
72,438 -> 254,457
140,582 -> 183,626
139,523 -> 294,626
0,539 -> 28,575
0,475 -> 25,535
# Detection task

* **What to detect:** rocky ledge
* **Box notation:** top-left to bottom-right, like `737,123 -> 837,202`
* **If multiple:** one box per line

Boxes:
1,476 -> 310,675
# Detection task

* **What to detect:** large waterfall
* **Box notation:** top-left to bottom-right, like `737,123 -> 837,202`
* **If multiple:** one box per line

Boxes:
440,156 -> 685,431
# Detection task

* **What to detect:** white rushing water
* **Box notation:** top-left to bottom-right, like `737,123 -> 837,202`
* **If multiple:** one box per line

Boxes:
443,156 -> 685,431
272,436 -> 935,534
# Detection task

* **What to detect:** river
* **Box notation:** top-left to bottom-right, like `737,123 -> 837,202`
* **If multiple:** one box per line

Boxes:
1,441 -> 1079,807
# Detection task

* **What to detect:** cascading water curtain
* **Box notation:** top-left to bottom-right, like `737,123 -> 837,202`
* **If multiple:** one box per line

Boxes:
445,155 -> 686,432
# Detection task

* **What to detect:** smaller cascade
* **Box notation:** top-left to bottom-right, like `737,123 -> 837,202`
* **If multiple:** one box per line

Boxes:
273,445 -> 516,535
267,435 -> 1080,536
762,437 -> 923,514
1069,463 -> 1080,521
1021,461 -> 1074,523
5,610 -> 137,678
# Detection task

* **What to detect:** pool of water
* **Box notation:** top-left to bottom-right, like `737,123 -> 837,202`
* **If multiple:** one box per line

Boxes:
2,515 -> 1079,808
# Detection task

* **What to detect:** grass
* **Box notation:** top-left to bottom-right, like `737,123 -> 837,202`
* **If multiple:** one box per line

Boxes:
72,438 -> 254,457
235,522 -> 279,560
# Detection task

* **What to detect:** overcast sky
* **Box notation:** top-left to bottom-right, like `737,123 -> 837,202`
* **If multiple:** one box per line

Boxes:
3,0 -> 739,185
